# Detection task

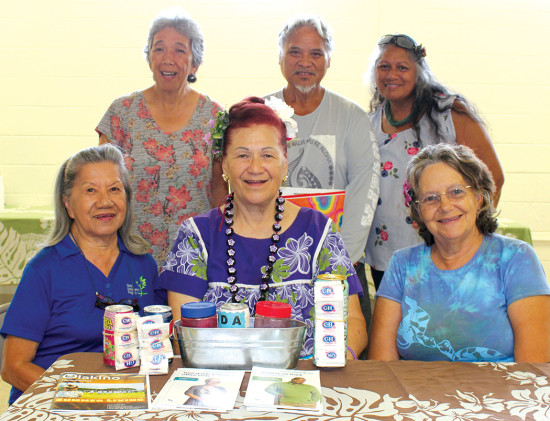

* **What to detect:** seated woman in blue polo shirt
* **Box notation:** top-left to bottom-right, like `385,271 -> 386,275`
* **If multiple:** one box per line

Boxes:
0,144 -> 166,404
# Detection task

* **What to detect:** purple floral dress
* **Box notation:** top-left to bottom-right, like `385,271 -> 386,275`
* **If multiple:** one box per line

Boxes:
96,91 -> 222,267
159,207 -> 363,357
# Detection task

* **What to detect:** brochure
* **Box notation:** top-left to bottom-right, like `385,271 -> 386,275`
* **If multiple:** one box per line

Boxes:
281,187 -> 345,229
50,372 -> 149,412
244,366 -> 323,415
152,368 -> 245,412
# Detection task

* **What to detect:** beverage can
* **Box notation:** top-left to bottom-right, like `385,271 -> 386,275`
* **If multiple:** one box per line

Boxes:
218,302 -> 250,328
103,304 -> 133,366
144,305 -> 173,334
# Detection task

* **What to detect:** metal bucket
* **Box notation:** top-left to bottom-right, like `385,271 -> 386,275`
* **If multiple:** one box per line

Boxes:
174,318 -> 307,370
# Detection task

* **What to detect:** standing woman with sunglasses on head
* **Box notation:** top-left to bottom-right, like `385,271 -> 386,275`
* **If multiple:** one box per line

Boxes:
0,145 -> 166,405
363,34 -> 504,290
368,144 -> 550,363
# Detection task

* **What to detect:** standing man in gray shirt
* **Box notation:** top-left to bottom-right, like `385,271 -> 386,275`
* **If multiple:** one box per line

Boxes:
267,14 -> 380,341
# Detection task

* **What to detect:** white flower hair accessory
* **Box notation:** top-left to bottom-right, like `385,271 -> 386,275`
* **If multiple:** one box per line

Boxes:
264,96 -> 298,140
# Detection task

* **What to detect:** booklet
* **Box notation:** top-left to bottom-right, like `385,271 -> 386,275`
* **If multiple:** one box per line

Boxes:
244,366 -> 323,415
281,187 -> 345,229
152,368 -> 246,412
50,372 -> 149,412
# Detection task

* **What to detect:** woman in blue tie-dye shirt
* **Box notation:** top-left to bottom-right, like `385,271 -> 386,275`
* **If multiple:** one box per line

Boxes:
368,144 -> 550,363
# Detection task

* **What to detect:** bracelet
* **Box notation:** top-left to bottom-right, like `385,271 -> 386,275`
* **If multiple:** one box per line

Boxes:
346,346 -> 357,360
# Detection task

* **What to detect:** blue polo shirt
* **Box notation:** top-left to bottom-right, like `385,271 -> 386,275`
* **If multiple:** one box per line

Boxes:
1,234 -> 166,403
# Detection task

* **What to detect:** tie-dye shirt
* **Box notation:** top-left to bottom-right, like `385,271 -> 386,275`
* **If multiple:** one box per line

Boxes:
377,234 -> 549,362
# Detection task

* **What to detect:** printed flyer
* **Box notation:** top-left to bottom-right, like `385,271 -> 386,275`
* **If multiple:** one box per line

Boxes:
50,372 -> 148,411
152,368 -> 245,412
244,366 -> 323,415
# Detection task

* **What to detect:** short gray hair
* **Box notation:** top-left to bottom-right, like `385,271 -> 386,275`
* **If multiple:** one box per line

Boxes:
278,14 -> 334,59
44,144 -> 150,255
406,143 -> 497,246
144,9 -> 204,68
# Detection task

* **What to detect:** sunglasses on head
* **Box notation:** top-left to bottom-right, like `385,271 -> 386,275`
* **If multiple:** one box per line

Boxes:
95,293 -> 140,312
378,34 -> 424,57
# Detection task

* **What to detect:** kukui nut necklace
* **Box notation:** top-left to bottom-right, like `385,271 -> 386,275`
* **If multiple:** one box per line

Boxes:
385,101 -> 413,127
224,189 -> 285,303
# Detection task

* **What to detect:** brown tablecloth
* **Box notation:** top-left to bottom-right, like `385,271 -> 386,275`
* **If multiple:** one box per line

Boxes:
2,352 -> 550,420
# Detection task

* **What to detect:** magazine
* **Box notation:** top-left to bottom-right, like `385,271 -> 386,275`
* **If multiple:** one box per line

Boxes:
152,368 -> 246,412
281,187 -> 345,229
50,372 -> 149,412
244,366 -> 323,415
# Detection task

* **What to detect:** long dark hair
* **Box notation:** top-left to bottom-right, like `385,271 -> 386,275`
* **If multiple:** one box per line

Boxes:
368,36 -> 483,146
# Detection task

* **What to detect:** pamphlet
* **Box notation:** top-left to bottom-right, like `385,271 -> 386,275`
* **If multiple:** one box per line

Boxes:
281,187 -> 345,229
152,368 -> 245,412
244,366 -> 323,415
50,372 -> 149,412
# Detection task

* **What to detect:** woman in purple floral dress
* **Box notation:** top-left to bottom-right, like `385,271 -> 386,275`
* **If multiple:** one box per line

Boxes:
97,10 -> 226,267
159,97 -> 367,358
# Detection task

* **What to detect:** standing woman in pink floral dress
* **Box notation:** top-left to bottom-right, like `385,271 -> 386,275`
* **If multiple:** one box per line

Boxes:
97,9 -> 226,267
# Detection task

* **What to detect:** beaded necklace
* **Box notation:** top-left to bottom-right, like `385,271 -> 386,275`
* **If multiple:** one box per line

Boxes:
385,101 -> 413,127
224,190 -> 285,303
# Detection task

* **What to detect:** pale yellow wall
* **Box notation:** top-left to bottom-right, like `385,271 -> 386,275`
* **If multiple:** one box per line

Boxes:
1,0 -> 549,272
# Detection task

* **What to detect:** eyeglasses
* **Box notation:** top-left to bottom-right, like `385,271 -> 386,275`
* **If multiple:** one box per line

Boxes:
415,185 -> 472,207
378,34 -> 424,57
378,34 -> 418,49
95,293 -> 140,312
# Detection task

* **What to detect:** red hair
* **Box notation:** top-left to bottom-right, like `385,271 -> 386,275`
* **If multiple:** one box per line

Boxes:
223,96 -> 288,156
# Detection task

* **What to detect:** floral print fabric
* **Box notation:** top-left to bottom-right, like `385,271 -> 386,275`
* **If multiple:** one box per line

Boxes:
364,95 -> 456,272
377,234 -> 550,362
159,207 -> 363,357
96,91 -> 222,267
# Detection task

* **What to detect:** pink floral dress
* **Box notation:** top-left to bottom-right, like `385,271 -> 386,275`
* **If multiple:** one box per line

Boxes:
96,91 -> 222,267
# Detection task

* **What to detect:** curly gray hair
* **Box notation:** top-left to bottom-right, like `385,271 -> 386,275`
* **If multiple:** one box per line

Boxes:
406,143 -> 497,246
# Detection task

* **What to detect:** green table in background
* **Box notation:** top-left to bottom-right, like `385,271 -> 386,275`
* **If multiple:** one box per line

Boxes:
0,208 -> 54,287
496,218 -> 533,245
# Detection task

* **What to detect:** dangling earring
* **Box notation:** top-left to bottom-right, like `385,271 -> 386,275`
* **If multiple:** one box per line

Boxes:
282,175 -> 288,183
187,74 -> 197,83
222,173 -> 229,182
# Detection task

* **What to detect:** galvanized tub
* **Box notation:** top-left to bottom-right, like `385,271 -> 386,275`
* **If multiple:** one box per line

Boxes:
174,318 -> 307,370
